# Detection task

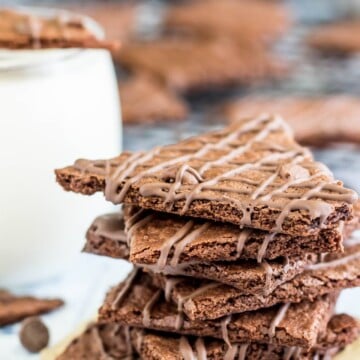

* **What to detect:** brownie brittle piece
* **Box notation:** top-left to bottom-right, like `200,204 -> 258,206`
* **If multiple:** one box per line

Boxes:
99,270 -> 337,349
115,39 -> 286,93
120,75 -> 188,124
152,243 -> 360,320
0,290 -> 63,327
0,8 -> 118,50
308,20 -> 360,56
131,314 -> 359,360
55,116 -> 357,236
223,96 -> 360,146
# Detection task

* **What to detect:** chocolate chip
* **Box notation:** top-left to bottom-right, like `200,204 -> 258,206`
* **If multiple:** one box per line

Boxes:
19,316 -> 49,353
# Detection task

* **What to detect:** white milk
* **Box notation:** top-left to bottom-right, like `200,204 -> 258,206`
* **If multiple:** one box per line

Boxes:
0,9 -> 121,286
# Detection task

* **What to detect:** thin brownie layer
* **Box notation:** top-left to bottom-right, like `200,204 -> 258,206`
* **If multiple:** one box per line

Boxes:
0,9 -> 118,51
84,212 -> 319,295
56,314 -> 359,360
131,313 -> 359,360
152,243 -> 360,320
99,271 -> 336,349
86,207 -> 348,264
123,206 -> 347,263
0,290 -> 63,327
55,116 -> 357,236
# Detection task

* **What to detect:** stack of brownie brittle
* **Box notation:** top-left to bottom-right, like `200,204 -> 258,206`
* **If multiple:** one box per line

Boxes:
55,115 -> 360,359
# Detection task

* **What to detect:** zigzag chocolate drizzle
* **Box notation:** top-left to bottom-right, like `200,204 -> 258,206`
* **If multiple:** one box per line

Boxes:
111,268 -> 139,310
154,279 -> 224,331
157,220 -> 195,270
283,346 -> 302,360
306,250 -> 360,271
90,213 -> 127,243
179,336 -> 195,360
178,336 -> 214,360
74,115 -> 357,235
142,290 -> 161,327
124,117 -> 349,215
269,303 -> 291,338
221,315 -> 232,347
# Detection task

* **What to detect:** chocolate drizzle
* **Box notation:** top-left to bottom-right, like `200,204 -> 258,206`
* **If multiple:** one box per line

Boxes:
72,115 -> 357,233
283,346 -> 302,360
221,315 -> 232,347
269,303 -> 291,337
135,329 -> 144,354
91,213 -> 127,243
306,251 -> 360,271
177,337 -> 212,360
179,336 -> 195,360
112,268 -> 139,309
176,282 -> 220,317
236,229 -> 250,258
88,210 -> 332,299
171,223 -> 211,267
163,281 -> 223,331
157,220 -> 195,270
164,278 -> 182,302
238,344 -> 249,360
223,343 -> 250,360
164,278 -> 186,330
125,212 -> 155,246
261,260 -> 274,296
224,344 -> 238,360
194,338 -> 207,360
257,233 -> 276,263
142,290 -> 161,327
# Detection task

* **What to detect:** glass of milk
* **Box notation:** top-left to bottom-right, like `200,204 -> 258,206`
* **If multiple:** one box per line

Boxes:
0,7 -> 121,286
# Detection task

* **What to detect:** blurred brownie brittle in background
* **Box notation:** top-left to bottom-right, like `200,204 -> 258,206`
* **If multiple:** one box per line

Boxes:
223,96 -> 360,146
116,38 -> 287,93
0,8 -> 119,50
66,2 -> 138,43
120,74 -> 188,124
164,0 -> 290,46
308,20 -> 360,56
